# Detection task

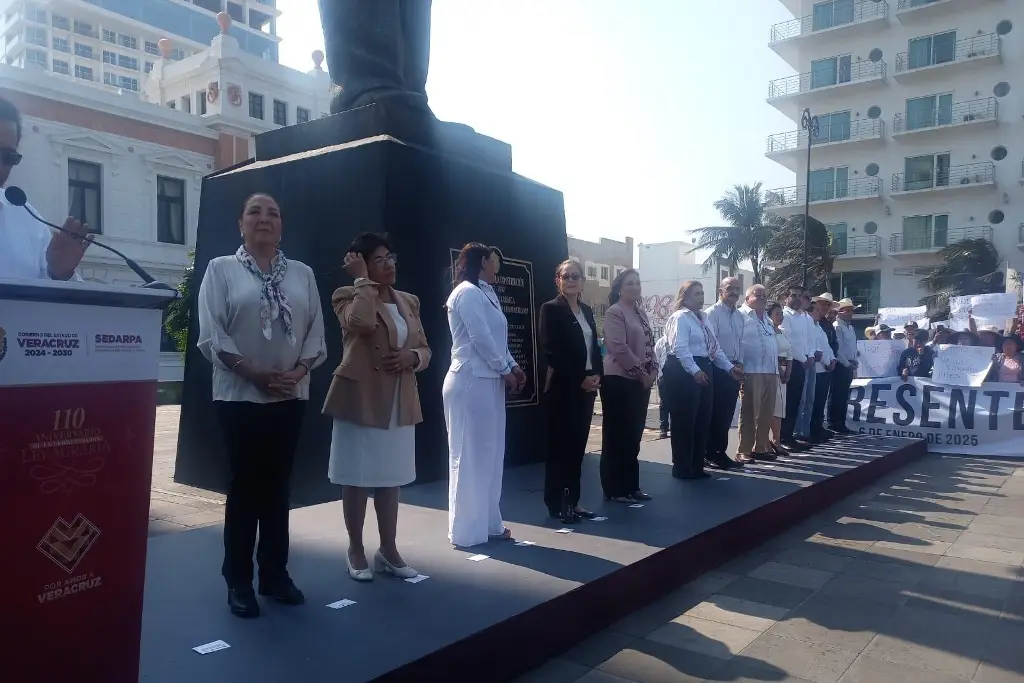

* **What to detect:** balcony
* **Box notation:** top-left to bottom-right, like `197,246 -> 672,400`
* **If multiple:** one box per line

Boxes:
890,225 -> 993,255
891,161 -> 996,198
768,60 -> 887,117
769,1 -> 889,66
832,235 -> 882,259
766,118 -> 885,171
765,176 -> 882,215
1018,223 -> 1024,252
896,0 -> 1002,23
894,34 -> 1000,81
892,97 -> 998,139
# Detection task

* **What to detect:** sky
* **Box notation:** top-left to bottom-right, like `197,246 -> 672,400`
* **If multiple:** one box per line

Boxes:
277,0 -> 798,248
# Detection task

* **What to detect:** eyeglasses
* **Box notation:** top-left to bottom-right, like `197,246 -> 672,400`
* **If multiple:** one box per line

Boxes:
0,150 -> 22,167
560,272 -> 582,282
370,253 -> 398,267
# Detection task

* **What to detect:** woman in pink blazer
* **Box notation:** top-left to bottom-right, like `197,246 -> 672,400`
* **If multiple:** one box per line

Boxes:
600,269 -> 658,503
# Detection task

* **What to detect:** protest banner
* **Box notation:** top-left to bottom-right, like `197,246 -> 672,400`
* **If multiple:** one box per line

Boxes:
877,306 -> 927,329
949,293 -> 1019,331
856,340 -> 904,378
931,344 -> 994,387
847,378 -> 1024,457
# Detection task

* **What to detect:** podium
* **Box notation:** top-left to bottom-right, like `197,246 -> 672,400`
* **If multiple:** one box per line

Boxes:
0,278 -> 174,683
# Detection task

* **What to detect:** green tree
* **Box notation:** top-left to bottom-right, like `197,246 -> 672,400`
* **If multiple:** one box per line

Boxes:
163,249 -> 195,358
688,182 -> 782,284
763,214 -> 834,300
918,238 -> 1003,319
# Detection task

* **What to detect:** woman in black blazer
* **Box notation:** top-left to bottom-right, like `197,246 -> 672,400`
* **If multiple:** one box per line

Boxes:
539,259 -> 604,524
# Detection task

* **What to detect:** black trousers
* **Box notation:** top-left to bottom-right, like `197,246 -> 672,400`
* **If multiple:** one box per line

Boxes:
781,360 -> 806,443
543,381 -> 596,511
599,375 -> 652,498
708,365 -> 739,460
663,356 -> 713,479
217,399 -> 305,589
658,378 -> 670,432
828,363 -> 854,429
811,370 -> 832,434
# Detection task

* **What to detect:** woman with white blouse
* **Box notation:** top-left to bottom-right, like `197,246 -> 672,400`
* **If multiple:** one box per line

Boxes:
197,192 -> 326,619
662,281 -> 743,480
768,303 -> 793,457
444,243 -> 527,547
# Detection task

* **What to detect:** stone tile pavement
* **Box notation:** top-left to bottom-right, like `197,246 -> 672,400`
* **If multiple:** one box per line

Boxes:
515,454 -> 1024,683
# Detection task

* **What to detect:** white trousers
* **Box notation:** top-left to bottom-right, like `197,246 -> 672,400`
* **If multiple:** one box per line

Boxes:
443,370 -> 506,547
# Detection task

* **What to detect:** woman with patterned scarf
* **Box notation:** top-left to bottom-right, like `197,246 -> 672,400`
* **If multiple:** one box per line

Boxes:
599,269 -> 658,503
197,192 -> 326,620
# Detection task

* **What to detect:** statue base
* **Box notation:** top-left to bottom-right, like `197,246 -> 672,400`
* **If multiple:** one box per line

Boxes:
176,131 -> 565,506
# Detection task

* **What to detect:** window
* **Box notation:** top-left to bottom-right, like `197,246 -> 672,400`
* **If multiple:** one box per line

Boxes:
170,48 -> 185,60
908,31 -> 956,70
808,166 -> 849,201
902,215 -> 949,250
227,1 -> 246,24
25,26 -> 47,46
26,4 -> 47,23
51,14 -> 69,30
181,95 -> 191,113
273,99 -> 287,126
52,36 -> 69,52
585,264 -> 598,279
102,51 -> 116,65
197,92 -> 207,115
157,176 -> 186,245
118,55 -> 138,70
25,49 -> 46,69
75,43 -> 93,59
902,153 -> 950,191
74,65 -> 93,81
68,160 -> 102,233
812,0 -> 855,32
906,93 -> 952,130
296,107 -> 310,124
166,101 -> 176,109
248,92 -> 264,120
815,110 -> 851,144
118,34 -> 137,50
828,271 -> 881,315
827,222 -> 849,255
811,54 -> 852,89
52,59 -> 69,75
119,76 -> 138,91
600,265 -> 610,282
144,40 -> 160,56
144,61 -> 154,73
74,20 -> 95,37
103,72 -> 117,86
101,28 -> 116,43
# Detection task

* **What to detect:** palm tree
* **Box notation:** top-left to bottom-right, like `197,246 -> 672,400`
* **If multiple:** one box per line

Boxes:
918,238 -> 1003,318
688,183 -> 782,284
763,214 -> 834,300
163,249 -> 195,360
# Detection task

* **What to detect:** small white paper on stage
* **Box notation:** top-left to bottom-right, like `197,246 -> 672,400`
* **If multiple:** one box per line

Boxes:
405,574 -> 429,584
718,477 -> 731,481
592,516 -> 608,522
763,465 -> 776,469
326,599 -> 356,610
467,554 -> 489,562
628,504 -> 644,508
514,540 -> 536,546
555,528 -> 573,534
193,640 -> 230,655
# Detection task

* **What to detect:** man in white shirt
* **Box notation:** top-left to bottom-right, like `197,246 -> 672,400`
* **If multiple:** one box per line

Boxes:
795,296 -> 830,442
704,277 -> 745,469
737,285 -> 779,461
809,294 -> 838,442
0,96 -> 91,281
654,334 -> 669,438
829,298 -> 859,435
780,286 -> 816,449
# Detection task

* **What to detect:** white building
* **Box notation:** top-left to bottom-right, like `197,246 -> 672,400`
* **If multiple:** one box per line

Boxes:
638,241 -> 754,336
1,11 -> 331,381
764,0 -> 1023,316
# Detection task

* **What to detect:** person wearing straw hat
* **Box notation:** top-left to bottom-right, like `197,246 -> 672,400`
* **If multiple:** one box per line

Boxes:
829,298 -> 859,435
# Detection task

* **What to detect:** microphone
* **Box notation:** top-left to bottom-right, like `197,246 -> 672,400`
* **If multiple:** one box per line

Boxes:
5,186 -> 173,290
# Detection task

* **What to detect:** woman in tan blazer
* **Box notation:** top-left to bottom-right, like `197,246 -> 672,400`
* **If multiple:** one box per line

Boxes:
322,232 -> 431,583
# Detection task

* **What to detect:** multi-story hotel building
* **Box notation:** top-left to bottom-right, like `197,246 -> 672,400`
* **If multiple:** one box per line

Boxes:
764,0 -> 1022,314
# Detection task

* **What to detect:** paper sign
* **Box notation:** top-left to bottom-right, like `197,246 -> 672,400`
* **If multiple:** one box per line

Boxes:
467,554 -> 489,562
628,504 -> 644,508
856,340 -> 905,378
326,599 -> 356,610
931,344 -> 994,387
877,306 -> 927,328
514,540 -> 536,547
193,640 -> 230,655
404,575 -> 429,584
950,293 -> 1019,331
592,516 -> 608,522
555,528 -> 573,534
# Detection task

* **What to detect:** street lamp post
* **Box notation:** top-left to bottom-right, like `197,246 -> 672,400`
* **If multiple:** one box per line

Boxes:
801,107 -> 819,290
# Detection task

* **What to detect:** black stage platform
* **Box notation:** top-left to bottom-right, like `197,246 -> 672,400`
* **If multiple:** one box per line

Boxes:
140,435 -> 925,683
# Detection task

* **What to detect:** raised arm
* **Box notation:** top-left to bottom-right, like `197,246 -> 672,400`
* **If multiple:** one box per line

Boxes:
332,283 -> 379,336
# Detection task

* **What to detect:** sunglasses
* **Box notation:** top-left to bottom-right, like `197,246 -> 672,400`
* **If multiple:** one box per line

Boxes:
1,150 -> 22,167
560,272 -> 582,282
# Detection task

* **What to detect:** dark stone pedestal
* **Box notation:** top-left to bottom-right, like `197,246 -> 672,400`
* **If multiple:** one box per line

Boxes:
174,128 -> 566,507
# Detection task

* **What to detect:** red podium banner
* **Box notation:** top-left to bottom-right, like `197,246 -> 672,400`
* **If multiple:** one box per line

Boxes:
0,294 -> 163,683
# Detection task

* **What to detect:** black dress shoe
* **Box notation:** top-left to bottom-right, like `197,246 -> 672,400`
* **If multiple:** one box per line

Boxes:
751,452 -> 777,461
258,577 -> 305,606
632,491 -> 653,501
782,440 -> 809,452
574,507 -> 597,520
227,587 -> 260,618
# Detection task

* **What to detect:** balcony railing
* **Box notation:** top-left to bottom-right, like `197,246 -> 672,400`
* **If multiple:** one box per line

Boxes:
831,235 -> 882,257
895,33 -> 999,74
893,97 -> 997,133
892,161 -> 995,193
768,60 -> 886,99
765,176 -> 882,208
770,0 -> 889,43
890,225 -> 992,252
766,118 -> 884,154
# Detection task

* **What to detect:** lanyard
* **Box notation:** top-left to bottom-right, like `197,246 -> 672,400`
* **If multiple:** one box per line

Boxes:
694,312 -> 719,359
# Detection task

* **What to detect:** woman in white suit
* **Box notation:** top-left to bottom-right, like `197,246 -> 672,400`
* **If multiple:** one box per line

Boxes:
443,243 -> 527,547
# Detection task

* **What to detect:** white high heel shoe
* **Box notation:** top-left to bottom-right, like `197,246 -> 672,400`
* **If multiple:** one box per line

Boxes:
347,553 -> 373,582
374,550 -> 418,579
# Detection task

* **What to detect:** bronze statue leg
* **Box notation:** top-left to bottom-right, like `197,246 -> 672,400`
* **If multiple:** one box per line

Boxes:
400,0 -> 432,99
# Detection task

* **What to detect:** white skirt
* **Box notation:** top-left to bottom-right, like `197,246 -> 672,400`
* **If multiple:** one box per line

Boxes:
327,391 -> 416,488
